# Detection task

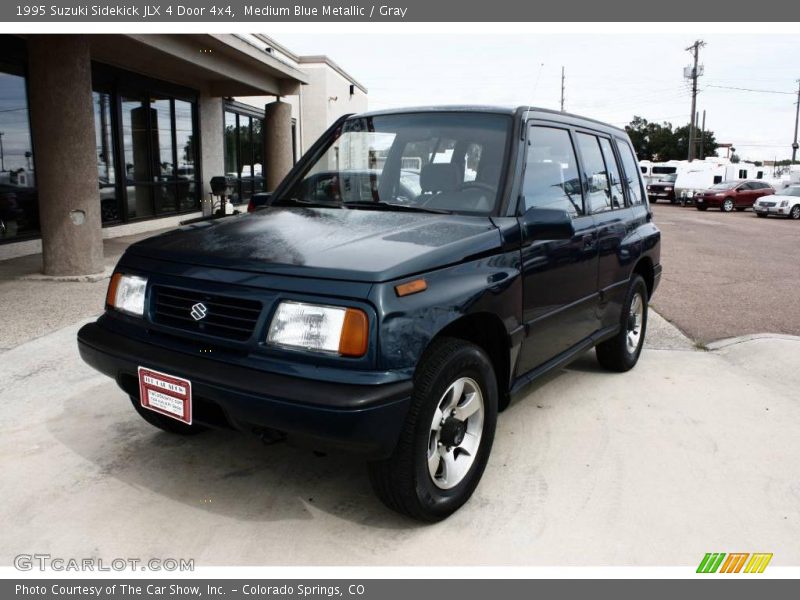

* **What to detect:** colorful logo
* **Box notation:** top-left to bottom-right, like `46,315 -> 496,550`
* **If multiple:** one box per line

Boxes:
697,552 -> 773,573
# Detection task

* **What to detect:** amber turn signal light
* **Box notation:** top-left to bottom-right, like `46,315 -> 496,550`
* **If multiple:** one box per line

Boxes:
106,272 -> 122,308
395,278 -> 427,297
339,308 -> 369,357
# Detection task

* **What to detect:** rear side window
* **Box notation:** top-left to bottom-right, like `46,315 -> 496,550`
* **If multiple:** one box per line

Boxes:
522,125 -> 584,217
576,133 -> 612,214
599,137 -> 626,209
616,139 -> 645,206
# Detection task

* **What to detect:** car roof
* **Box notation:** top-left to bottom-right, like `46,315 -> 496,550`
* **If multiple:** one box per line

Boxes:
350,105 -> 628,135
775,185 -> 800,193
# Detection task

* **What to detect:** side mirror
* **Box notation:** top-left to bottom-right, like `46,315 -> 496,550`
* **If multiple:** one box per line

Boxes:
248,192 -> 273,212
520,206 -> 575,241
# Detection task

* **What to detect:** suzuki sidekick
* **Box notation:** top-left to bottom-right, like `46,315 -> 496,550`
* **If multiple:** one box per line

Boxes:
78,106 -> 662,521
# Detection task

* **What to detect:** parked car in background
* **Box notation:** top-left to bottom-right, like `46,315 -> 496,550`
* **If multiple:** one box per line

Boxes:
647,173 -> 677,203
753,185 -> 800,219
695,180 -> 774,212
78,106 -> 662,521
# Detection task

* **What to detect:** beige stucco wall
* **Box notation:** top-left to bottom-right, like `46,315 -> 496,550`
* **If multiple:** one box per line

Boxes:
236,60 -> 368,161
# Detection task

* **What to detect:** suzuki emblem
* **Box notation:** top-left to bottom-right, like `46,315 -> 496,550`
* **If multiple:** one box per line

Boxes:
190,302 -> 208,321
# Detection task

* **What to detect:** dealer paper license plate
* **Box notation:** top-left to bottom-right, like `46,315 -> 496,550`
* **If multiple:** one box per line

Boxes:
137,367 -> 192,425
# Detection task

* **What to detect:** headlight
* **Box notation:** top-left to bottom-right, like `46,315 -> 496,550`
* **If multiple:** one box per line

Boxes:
267,301 -> 368,357
107,273 -> 147,317
780,200 -> 788,207
715,193 -> 726,196
664,186 -> 673,191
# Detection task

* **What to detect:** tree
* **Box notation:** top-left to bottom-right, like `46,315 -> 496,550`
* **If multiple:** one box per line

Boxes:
625,116 -> 718,161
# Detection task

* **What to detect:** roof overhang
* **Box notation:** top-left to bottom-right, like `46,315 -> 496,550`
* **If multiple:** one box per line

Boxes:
88,34 -> 308,97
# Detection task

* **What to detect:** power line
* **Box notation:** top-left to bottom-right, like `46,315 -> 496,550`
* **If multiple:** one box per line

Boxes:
704,83 -> 795,95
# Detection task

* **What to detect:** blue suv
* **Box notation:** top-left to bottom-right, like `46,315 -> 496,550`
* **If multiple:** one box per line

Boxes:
78,106 -> 661,521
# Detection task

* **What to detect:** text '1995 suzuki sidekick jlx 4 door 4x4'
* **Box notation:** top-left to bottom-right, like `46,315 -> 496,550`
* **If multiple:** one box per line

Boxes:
78,106 -> 661,521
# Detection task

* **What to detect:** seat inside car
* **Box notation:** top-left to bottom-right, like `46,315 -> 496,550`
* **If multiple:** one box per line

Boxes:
419,162 -> 494,213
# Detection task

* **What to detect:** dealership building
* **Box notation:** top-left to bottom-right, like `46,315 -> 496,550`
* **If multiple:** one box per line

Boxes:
0,34 -> 367,274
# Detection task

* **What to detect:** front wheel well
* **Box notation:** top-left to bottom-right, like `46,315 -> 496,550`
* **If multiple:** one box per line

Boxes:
424,313 -> 512,410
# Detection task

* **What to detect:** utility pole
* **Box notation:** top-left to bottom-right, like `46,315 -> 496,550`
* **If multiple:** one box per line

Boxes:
685,40 -> 705,162
792,79 -> 799,163
700,110 -> 706,160
560,66 -> 565,112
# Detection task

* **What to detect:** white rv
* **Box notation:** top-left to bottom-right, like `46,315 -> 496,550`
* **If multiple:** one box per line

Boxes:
674,160 -> 772,201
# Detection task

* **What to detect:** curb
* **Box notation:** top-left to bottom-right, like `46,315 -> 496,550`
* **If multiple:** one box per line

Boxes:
17,266 -> 113,283
706,333 -> 800,351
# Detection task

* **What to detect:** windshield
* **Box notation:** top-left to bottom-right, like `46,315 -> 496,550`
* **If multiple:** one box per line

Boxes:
710,181 -> 736,190
780,186 -> 800,197
275,112 -> 512,215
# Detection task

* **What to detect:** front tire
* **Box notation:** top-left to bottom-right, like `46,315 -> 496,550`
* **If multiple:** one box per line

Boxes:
596,275 -> 648,372
129,395 -> 206,435
756,212 -> 768,218
368,337 -> 498,522
790,205 -> 800,220
721,197 -> 735,212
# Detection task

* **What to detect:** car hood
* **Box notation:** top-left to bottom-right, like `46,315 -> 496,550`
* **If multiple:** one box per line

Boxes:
126,207 -> 502,283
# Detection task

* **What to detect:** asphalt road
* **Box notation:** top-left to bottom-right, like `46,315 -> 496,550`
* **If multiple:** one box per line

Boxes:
649,202 -> 800,344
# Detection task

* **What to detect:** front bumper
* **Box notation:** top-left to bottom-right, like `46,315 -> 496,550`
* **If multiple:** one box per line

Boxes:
694,196 -> 721,207
647,190 -> 675,201
754,205 -> 789,215
77,322 -> 412,458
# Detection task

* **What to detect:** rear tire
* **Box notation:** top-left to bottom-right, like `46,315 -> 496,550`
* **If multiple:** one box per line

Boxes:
696,205 -> 708,211
129,395 -> 206,435
368,337 -> 498,522
596,275 -> 648,373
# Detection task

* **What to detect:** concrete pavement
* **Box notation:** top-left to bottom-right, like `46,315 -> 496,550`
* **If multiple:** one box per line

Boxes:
1,311 -> 798,566
0,229 -> 172,351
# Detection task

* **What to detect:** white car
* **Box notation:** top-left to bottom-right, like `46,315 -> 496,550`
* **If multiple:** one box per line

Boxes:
754,185 -> 800,220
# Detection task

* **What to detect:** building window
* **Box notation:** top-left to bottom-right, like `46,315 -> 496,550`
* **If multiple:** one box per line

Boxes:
292,119 -> 298,163
0,57 -> 38,242
224,104 -> 264,204
93,63 -> 201,224
94,90 -> 119,223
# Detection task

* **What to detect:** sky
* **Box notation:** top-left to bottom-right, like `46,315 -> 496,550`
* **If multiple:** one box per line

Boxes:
273,33 -> 800,161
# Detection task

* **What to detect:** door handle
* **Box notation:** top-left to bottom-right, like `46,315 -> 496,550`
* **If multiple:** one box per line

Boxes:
582,234 -> 594,249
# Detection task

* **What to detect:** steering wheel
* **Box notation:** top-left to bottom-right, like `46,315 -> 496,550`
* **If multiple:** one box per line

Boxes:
458,181 -> 496,194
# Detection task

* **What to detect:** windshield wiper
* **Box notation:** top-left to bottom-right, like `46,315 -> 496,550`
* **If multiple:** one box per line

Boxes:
342,200 -> 452,214
273,197 -> 338,210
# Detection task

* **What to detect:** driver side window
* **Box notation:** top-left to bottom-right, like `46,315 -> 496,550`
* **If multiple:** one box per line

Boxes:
521,125 -> 584,217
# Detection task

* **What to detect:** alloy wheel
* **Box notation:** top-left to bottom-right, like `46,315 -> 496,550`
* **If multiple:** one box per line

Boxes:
626,292 -> 644,353
427,377 -> 485,490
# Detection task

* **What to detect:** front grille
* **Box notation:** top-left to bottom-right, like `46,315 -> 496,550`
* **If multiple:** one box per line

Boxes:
761,201 -> 776,208
151,285 -> 262,342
